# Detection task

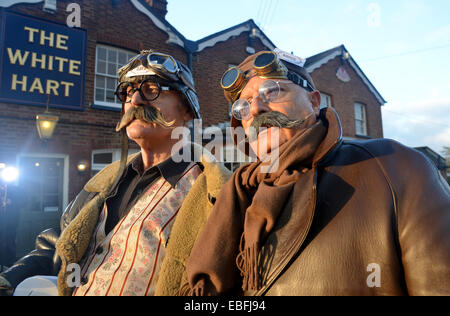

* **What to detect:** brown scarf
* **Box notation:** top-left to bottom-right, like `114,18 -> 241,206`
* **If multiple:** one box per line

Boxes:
181,117 -> 327,295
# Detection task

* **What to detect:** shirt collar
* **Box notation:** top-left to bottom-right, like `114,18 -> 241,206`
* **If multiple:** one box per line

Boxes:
130,153 -> 195,188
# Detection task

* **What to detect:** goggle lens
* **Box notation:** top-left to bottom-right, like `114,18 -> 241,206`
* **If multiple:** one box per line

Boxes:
221,67 -> 240,89
148,54 -> 178,74
254,52 -> 275,68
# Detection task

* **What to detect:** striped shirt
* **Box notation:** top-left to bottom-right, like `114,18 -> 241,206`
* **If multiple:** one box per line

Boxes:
73,159 -> 201,296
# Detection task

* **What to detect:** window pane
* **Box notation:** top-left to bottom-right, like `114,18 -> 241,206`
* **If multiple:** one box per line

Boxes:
354,104 -> 362,120
107,63 -> 116,76
356,120 -> 363,135
106,77 -> 116,90
108,49 -> 117,63
97,47 -> 107,61
93,152 -> 113,164
95,76 -> 105,89
106,89 -> 115,103
118,52 -> 127,65
95,88 -> 105,101
97,61 -> 106,74
108,49 -> 117,62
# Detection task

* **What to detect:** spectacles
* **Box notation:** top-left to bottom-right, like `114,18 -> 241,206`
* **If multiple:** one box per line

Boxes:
114,79 -> 172,103
231,79 -> 292,121
221,51 -> 314,103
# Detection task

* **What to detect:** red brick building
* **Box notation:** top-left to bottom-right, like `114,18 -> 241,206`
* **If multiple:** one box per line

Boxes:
0,0 -> 385,258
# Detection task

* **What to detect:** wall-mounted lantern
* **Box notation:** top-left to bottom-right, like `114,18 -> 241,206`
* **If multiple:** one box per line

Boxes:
36,95 -> 59,140
76,160 -> 89,174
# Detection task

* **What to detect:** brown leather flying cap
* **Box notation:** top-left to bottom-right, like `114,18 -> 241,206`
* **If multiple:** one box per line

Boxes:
224,50 -> 316,128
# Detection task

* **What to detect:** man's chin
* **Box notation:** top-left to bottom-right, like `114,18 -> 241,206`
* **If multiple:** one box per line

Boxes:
249,127 -> 284,160
126,121 -> 153,138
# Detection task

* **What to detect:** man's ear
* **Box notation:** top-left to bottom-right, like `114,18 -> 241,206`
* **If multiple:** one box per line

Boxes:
309,90 -> 321,114
183,107 -> 195,122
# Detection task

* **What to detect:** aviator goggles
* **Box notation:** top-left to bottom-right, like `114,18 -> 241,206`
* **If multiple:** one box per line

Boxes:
122,52 -> 179,80
221,51 -> 315,120
118,51 -> 196,92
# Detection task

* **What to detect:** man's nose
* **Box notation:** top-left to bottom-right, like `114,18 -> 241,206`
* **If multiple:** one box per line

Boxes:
129,90 -> 146,107
249,95 -> 270,118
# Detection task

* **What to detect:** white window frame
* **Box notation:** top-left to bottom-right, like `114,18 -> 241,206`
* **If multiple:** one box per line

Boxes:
354,102 -> 368,136
91,148 -> 140,175
94,45 -> 136,110
320,92 -> 332,109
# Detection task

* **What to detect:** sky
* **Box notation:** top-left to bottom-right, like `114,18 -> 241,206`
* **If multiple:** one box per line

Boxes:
166,0 -> 450,155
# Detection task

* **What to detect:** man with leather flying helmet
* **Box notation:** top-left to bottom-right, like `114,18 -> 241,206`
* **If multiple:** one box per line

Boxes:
182,49 -> 450,296
0,50 -> 231,296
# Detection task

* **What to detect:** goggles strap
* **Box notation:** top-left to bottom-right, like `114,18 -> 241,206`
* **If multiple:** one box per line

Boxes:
287,72 -> 313,91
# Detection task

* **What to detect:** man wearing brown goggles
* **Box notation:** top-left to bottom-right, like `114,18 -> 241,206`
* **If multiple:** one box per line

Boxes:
183,50 -> 450,296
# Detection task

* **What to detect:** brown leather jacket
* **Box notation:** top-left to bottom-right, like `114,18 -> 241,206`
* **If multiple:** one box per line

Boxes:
248,108 -> 450,296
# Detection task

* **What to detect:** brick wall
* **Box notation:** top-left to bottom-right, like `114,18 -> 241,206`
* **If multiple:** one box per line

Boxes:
0,0 -> 187,200
310,56 -> 384,139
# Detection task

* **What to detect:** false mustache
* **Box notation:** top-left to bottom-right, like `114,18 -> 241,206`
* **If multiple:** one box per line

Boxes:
116,105 -> 175,132
250,111 -> 307,135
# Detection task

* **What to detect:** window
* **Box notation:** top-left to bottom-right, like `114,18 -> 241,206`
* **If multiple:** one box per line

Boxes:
320,92 -> 332,109
91,148 -> 140,176
354,102 -> 368,136
95,45 -> 136,109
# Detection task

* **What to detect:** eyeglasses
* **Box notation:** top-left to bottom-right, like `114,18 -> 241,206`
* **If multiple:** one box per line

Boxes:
221,51 -> 314,103
231,79 -> 292,121
114,79 -> 172,103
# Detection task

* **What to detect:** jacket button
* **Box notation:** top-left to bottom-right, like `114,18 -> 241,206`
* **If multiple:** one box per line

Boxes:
95,247 -> 104,255
80,277 -> 88,286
